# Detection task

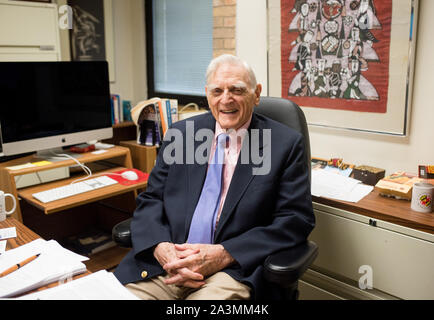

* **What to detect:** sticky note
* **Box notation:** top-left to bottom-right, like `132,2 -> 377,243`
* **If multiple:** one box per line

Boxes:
31,161 -> 52,166
0,227 -> 17,240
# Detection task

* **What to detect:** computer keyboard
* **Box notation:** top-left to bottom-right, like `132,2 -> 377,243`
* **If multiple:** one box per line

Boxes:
32,176 -> 118,203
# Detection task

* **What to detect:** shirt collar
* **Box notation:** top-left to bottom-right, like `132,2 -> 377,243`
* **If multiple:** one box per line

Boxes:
214,114 -> 252,138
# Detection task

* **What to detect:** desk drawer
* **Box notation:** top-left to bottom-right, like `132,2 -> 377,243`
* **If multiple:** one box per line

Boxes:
310,207 -> 434,299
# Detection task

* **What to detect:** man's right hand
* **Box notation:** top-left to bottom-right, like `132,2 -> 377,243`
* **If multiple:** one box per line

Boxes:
153,242 -> 205,288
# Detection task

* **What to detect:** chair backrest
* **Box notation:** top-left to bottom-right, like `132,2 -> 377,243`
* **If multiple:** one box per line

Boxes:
255,96 -> 311,181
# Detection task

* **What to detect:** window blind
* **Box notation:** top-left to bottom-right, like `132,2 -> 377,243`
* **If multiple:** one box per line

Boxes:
152,0 -> 213,96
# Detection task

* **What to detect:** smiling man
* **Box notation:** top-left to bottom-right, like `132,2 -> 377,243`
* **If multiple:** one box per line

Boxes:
114,54 -> 314,300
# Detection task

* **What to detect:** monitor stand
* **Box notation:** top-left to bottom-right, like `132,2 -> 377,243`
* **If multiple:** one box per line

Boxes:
34,147 -> 83,162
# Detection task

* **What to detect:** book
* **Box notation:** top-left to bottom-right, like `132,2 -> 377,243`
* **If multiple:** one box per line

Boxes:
170,99 -> 179,123
131,98 -> 163,147
122,100 -> 133,122
153,101 -> 163,146
62,228 -> 116,256
375,171 -> 423,200
166,99 -> 173,127
0,239 -> 87,298
158,99 -> 169,136
110,97 -> 115,124
110,94 -> 121,124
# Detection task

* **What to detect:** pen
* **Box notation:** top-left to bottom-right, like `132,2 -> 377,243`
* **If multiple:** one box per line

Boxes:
0,253 -> 41,278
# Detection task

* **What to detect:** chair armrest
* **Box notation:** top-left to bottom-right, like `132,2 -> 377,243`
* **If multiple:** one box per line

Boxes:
112,218 -> 133,248
263,241 -> 318,287
112,219 -> 318,287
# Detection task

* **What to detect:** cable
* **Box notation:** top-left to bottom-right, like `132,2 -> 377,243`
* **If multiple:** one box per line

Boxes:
69,172 -> 126,185
49,151 -> 130,185
49,151 -> 93,184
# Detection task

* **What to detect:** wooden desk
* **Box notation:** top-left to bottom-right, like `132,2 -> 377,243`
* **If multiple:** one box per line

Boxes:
0,146 -> 143,221
313,188 -> 434,234
0,147 -> 139,273
303,189 -> 434,300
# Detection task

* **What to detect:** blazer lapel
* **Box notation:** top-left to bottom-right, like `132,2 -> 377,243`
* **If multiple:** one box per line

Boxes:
214,113 -> 268,242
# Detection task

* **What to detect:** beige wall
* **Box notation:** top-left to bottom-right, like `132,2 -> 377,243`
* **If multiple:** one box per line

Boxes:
239,0 -> 434,174
110,0 -> 147,105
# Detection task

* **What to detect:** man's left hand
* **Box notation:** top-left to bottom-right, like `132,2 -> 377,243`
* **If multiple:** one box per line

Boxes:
162,243 -> 235,286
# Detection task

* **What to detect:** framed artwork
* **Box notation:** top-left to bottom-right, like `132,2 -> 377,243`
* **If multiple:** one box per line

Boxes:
68,0 -> 115,82
280,0 -> 418,135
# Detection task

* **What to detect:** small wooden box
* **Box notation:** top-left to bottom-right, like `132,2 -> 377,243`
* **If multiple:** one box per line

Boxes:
353,165 -> 385,186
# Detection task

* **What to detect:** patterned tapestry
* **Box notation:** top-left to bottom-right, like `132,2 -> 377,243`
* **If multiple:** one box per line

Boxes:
281,0 -> 392,113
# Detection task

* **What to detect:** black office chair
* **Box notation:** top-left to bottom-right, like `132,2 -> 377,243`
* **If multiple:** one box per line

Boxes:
112,96 -> 318,300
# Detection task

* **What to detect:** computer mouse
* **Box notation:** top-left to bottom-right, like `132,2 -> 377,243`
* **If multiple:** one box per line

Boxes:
121,170 -> 139,181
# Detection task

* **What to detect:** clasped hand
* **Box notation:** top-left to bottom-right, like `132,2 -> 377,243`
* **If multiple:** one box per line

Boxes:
153,242 -> 234,289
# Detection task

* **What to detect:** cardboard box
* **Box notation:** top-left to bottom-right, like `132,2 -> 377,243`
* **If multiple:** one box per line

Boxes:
375,171 -> 422,200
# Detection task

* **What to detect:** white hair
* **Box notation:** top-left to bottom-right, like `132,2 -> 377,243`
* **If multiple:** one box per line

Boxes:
205,54 -> 257,90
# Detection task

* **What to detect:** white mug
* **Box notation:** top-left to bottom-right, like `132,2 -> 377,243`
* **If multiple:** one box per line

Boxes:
0,191 -> 17,221
411,183 -> 433,213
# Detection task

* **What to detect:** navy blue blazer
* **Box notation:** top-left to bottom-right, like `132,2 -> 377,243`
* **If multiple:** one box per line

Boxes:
114,111 -> 315,299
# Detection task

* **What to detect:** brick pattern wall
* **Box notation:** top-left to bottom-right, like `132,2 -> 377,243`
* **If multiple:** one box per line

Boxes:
213,0 -> 236,58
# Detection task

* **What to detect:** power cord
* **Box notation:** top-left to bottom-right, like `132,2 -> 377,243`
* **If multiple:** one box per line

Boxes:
50,151 -> 127,185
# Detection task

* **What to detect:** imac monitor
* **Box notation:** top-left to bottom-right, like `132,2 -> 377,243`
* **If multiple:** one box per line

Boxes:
0,61 -> 113,158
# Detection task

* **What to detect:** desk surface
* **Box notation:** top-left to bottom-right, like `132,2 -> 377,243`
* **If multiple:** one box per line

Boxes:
313,188 -> 434,235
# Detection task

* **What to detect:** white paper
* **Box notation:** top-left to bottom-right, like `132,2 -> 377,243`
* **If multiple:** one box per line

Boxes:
0,227 -> 17,240
91,150 -> 108,155
0,239 -> 87,297
20,270 -> 139,300
311,169 -> 373,202
347,184 -> 374,203
0,241 -> 6,255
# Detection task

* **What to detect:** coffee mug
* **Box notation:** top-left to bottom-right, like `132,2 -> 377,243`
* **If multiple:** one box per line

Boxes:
411,183 -> 433,213
0,191 -> 17,221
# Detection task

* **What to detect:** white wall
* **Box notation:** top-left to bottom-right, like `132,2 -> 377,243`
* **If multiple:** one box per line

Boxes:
110,0 -> 147,106
238,0 -> 434,174
236,0 -> 268,95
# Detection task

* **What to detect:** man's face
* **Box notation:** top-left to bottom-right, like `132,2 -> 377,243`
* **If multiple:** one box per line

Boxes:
206,63 -> 261,130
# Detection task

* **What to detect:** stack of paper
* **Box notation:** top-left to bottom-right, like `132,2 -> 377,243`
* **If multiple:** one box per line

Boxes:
311,169 -> 374,202
0,239 -> 88,298
20,270 -> 139,300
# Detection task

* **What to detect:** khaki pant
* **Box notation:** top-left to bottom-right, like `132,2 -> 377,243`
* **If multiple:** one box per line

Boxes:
126,272 -> 251,300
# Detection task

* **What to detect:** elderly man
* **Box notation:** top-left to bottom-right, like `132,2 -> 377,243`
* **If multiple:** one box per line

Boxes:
114,54 -> 314,300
